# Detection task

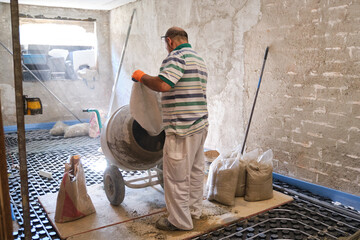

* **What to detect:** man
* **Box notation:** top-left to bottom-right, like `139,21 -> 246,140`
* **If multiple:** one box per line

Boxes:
132,27 -> 208,231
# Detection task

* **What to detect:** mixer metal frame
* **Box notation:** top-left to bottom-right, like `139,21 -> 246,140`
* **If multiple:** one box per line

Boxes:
123,167 -> 163,189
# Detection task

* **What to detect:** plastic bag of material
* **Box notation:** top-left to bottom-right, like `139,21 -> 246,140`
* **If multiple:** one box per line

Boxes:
206,156 -> 221,200
243,148 -> 261,162
50,121 -> 69,136
55,155 -> 95,222
64,123 -> 90,138
207,156 -> 240,206
245,149 -> 274,202
88,112 -> 100,138
230,144 -> 243,159
130,82 -> 163,136
235,148 -> 261,197
234,159 -> 247,197
257,149 -> 273,167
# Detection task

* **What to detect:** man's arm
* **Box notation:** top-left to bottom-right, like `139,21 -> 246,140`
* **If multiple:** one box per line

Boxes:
141,75 -> 172,92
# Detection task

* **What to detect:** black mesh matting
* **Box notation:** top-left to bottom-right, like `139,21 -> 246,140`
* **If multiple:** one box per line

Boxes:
193,181 -> 360,239
5,129 -> 360,239
6,130 -> 144,239
194,189 -> 360,239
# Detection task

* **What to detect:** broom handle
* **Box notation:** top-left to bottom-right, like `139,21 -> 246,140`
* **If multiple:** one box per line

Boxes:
241,47 -> 269,155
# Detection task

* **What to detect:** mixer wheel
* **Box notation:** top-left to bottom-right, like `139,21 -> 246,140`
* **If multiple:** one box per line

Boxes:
104,165 -> 125,205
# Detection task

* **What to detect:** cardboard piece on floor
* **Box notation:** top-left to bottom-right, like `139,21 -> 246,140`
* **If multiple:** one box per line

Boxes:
40,184 -> 292,240
38,184 -> 167,239
68,191 -> 292,240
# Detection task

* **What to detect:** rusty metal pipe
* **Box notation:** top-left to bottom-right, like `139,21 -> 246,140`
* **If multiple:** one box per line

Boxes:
10,0 -> 31,239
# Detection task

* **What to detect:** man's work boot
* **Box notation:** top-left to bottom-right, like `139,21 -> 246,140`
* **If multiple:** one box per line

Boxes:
155,217 -> 180,231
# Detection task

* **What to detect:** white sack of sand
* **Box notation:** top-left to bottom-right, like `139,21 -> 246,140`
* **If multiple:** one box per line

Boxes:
206,156 -> 240,206
235,148 -> 261,197
245,149 -> 274,202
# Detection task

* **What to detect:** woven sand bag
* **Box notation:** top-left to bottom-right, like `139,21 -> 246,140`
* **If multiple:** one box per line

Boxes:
236,148 -> 261,197
245,160 -> 273,202
207,157 -> 240,206
235,160 -> 247,197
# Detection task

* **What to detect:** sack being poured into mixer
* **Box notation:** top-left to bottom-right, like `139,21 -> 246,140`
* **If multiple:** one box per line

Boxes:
130,83 -> 163,136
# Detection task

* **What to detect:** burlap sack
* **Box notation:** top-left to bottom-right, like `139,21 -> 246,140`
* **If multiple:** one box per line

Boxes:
235,160 -> 247,197
245,160 -> 273,202
207,157 -> 239,206
55,156 -> 95,223
130,82 -> 163,136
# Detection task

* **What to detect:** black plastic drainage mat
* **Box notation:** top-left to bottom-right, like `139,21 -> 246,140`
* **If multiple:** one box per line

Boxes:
5,130 -> 145,239
5,129 -> 360,239
194,193 -> 360,239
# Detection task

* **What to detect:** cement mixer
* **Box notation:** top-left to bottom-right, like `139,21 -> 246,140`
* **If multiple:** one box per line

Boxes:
100,105 -> 165,205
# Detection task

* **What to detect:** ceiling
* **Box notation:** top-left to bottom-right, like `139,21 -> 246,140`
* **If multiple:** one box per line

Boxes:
0,0 -> 136,10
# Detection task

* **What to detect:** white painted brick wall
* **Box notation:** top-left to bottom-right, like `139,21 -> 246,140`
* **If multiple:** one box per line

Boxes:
244,0 -> 360,195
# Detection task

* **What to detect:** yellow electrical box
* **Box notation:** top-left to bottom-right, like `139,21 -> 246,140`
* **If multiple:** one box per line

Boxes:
23,96 -> 42,115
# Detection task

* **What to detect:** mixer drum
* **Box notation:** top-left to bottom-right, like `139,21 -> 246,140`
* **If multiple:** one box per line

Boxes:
101,105 -> 165,170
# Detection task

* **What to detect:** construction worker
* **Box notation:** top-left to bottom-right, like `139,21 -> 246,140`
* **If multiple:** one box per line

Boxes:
131,26 -> 208,231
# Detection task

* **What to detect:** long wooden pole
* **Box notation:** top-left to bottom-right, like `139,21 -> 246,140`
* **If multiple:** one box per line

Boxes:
10,0 -> 32,239
0,92 -> 13,240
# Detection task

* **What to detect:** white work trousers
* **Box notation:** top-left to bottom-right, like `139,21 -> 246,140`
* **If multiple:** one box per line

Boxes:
163,129 -> 208,230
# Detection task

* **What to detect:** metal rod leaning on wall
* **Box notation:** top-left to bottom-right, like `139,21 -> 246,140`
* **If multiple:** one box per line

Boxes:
0,41 -> 83,123
241,47 -> 269,155
107,9 -> 136,119
10,0 -> 32,239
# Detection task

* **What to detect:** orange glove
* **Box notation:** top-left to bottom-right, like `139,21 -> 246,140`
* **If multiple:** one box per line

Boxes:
132,70 -> 146,83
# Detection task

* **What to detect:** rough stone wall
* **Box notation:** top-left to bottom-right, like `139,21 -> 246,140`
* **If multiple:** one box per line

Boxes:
110,0 -> 360,195
244,0 -> 360,195
0,3 -> 112,125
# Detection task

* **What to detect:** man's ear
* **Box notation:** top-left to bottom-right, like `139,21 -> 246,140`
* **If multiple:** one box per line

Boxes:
166,37 -> 172,46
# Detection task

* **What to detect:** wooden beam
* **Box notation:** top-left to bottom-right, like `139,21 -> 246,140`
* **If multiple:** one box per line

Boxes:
0,91 -> 13,240
10,0 -> 32,239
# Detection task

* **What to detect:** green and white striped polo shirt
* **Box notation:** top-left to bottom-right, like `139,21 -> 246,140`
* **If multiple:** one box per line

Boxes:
158,43 -> 208,137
